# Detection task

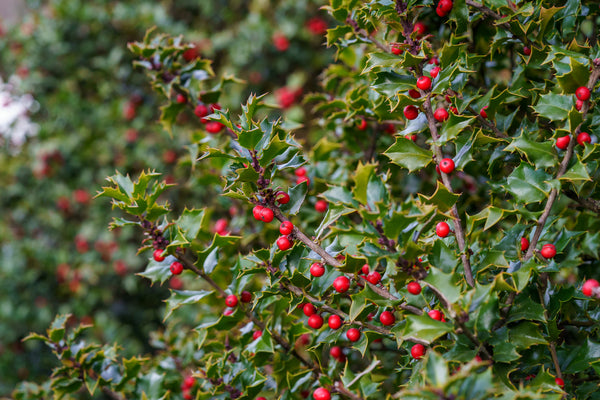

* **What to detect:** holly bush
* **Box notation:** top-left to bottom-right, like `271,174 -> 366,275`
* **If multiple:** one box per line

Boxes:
9,0 -> 600,399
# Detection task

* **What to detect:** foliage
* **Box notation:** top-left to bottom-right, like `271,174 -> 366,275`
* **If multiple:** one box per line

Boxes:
7,0 -> 600,399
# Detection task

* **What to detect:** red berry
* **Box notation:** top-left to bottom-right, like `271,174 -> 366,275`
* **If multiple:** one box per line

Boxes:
176,93 -> 187,104
277,236 -> 292,251
361,264 -> 370,275
310,262 -> 325,277
205,121 -> 223,134
436,221 -> 451,238
438,0 -> 453,13
436,6 -> 448,17
330,346 -> 343,359
272,32 -> 289,51
280,221 -> 294,235
379,311 -> 395,326
411,343 -> 426,359
428,310 -> 443,321
480,106 -> 488,119
434,108 -> 449,122
253,205 -> 264,220
153,249 -> 166,262
346,328 -> 361,342
297,176 -> 311,186
575,86 -> 591,101
328,315 -> 342,330
555,377 -> 564,388
391,44 -> 402,55
439,158 -> 455,174
303,303 -> 316,317
223,308 -> 234,316
416,76 -> 432,91
183,390 -> 193,400
215,218 -> 228,235
308,314 -> 324,329
194,104 -> 208,118
577,131 -> 591,146
183,376 -> 195,389
556,135 -> 571,150
257,397 -> 267,400
170,261 -> 184,275
450,106 -> 459,114
413,22 -> 427,37
241,290 -> 252,303
582,279 -> 599,296
313,387 -> 331,400
430,66 -> 440,78
260,207 -> 274,223
225,294 -> 238,308
540,243 -> 557,259
295,167 -> 307,177
366,271 -> 381,285
276,191 -> 290,204
404,105 -> 419,120
523,46 -> 531,56
357,118 -> 368,130
408,89 -> 421,99
521,237 -> 530,252
576,99 -> 583,111
407,281 -> 422,295
333,276 -> 350,293
315,200 -> 328,213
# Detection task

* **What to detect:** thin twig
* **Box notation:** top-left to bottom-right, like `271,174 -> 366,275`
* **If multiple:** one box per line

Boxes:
564,190 -> 600,214
271,206 -> 342,267
422,95 -> 475,287
466,105 -> 508,139
335,381 -> 365,400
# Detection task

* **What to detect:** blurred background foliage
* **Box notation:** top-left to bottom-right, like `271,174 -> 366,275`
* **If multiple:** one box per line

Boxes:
0,0 -> 332,394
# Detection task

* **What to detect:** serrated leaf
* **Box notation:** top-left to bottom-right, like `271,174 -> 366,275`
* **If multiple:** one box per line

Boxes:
280,181 -> 308,216
531,93 -> 573,121
164,290 -> 213,320
504,133 -> 558,168
401,315 -> 453,344
504,164 -> 558,204
384,138 -> 433,172
418,182 -> 460,213
353,162 -> 377,205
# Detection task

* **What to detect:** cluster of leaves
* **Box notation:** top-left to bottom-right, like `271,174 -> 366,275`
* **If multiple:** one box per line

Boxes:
11,0 -> 600,399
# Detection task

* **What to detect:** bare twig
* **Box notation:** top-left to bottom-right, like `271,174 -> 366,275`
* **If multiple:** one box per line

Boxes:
271,206 -> 342,267
464,0 -> 529,45
422,96 -> 475,287
335,381 -> 365,400
466,105 -> 509,139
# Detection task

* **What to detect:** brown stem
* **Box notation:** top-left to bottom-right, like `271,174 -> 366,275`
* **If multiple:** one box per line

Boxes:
271,207 -> 342,267
466,105 -> 508,139
564,190 -> 600,214
101,388 -> 126,400
523,66 -> 600,261
394,1 -> 420,56
422,95 -> 475,287
335,381 -> 364,400
177,252 -> 228,297
536,274 -> 563,380
346,17 -> 389,52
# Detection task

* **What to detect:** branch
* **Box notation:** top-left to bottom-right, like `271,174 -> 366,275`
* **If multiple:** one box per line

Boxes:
564,190 -> 600,214
523,65 -> 600,261
466,105 -> 508,139
422,95 -> 475,287
335,381 -> 364,400
536,273 -> 563,380
346,17 -> 389,53
271,206 -> 342,268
